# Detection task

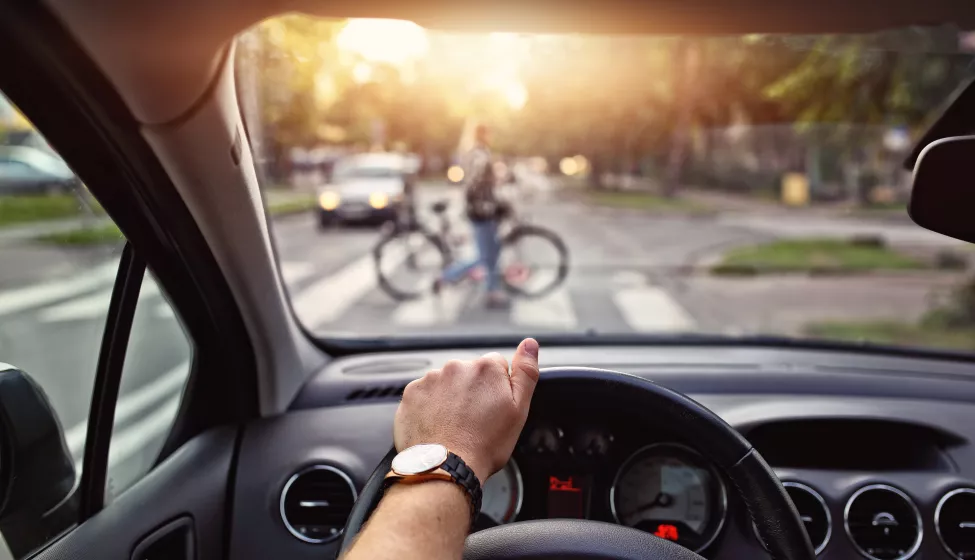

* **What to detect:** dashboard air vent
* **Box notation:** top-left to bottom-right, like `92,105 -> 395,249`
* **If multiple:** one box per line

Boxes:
346,384 -> 407,401
936,488 -> 975,560
280,465 -> 357,543
785,482 -> 832,555
844,484 -> 921,560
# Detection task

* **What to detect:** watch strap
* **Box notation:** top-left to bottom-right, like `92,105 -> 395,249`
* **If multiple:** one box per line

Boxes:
383,450 -> 482,527
441,451 -> 482,523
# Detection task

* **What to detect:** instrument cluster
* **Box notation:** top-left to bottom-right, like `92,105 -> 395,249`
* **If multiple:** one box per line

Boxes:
476,421 -> 729,555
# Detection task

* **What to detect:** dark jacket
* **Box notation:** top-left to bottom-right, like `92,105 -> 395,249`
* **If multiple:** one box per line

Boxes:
464,145 -> 504,221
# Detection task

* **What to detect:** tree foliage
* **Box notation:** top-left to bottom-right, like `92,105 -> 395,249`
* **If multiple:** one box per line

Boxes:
237,17 -> 974,184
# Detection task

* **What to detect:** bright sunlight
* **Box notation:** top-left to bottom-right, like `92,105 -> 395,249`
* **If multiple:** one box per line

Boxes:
336,19 -> 529,109
336,19 -> 429,65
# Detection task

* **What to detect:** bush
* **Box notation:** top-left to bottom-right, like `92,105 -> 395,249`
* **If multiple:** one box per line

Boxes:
935,250 -> 968,271
848,234 -> 885,248
923,275 -> 975,327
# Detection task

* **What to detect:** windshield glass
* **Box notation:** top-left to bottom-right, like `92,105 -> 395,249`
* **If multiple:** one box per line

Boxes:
238,17 -> 975,352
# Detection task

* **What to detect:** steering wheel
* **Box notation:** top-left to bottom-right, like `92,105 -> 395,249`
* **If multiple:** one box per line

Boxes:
337,367 -> 814,560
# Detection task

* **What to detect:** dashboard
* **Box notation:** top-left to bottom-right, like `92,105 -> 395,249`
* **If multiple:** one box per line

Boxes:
229,345 -> 975,560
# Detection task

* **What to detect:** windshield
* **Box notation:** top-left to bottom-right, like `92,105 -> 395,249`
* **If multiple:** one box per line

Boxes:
238,17 -> 975,353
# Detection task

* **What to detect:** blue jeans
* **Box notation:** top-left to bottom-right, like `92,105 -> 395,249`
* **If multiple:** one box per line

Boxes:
442,220 -> 501,292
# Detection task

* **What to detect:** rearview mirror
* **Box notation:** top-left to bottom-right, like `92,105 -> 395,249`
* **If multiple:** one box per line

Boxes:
909,135 -> 975,243
0,364 -> 76,549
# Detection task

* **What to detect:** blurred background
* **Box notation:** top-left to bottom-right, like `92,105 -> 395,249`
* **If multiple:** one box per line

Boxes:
235,18 -> 975,208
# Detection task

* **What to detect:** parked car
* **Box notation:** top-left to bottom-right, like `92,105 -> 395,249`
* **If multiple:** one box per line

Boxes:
0,146 -> 79,195
316,153 -> 406,227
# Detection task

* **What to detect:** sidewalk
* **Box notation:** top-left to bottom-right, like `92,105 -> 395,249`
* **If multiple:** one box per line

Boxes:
682,188 -> 912,222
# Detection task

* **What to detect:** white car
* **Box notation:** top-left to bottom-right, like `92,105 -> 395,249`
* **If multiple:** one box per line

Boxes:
316,153 -> 407,227
0,145 -> 79,195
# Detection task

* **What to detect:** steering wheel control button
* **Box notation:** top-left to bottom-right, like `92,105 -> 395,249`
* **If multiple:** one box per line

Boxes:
280,465 -> 357,544
391,443 -> 449,475
844,484 -> 922,560
935,488 -> 975,560
610,442 -> 727,553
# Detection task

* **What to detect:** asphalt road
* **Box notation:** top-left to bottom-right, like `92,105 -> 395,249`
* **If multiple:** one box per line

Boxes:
0,178 -> 961,498
276,184 -> 772,338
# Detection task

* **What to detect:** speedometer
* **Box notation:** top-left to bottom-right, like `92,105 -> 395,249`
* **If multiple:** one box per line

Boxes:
611,443 -> 727,553
480,458 -> 524,525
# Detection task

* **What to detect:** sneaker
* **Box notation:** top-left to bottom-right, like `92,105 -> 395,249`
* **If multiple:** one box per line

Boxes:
485,292 -> 510,309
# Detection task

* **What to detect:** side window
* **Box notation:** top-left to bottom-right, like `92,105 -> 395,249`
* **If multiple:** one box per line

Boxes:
0,94 -> 191,554
106,271 -> 192,504
0,94 -> 123,558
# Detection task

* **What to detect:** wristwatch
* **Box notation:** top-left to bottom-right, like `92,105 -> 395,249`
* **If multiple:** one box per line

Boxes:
383,444 -> 482,526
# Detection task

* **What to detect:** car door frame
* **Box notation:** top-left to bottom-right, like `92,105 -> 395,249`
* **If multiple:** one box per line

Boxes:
0,0 -> 261,557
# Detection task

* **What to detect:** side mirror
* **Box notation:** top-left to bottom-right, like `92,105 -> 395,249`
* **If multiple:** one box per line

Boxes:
0,365 -> 76,542
909,135 -> 975,243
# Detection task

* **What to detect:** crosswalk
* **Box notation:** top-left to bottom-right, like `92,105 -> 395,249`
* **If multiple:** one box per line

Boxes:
284,254 -> 699,335
0,245 -> 700,336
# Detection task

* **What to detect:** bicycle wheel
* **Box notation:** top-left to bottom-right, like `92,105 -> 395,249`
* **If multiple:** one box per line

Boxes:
498,224 -> 569,298
373,227 -> 448,301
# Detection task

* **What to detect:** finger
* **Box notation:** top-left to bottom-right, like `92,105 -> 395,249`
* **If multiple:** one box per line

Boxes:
509,338 -> 540,407
480,352 -> 510,376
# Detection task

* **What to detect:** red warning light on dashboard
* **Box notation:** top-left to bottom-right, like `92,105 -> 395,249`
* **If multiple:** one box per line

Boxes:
548,476 -> 581,492
653,524 -> 679,541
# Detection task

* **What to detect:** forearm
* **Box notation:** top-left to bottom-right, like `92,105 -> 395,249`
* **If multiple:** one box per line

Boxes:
342,481 -> 471,560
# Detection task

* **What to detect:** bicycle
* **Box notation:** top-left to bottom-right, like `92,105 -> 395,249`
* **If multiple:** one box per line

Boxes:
373,199 -> 569,301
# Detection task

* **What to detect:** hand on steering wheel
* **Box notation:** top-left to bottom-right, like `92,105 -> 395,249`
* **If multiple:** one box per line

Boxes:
339,347 -> 815,560
393,339 -> 540,484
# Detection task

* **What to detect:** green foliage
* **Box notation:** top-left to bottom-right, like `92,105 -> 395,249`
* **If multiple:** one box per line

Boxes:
35,223 -> 122,246
0,195 -> 89,227
267,195 -> 318,216
805,320 -> 975,351
237,17 -> 974,188
712,238 -> 926,274
763,28 -> 971,130
923,275 -> 975,327
588,191 -> 711,214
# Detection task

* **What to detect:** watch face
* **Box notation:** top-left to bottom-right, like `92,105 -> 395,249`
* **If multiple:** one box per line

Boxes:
392,444 -> 448,475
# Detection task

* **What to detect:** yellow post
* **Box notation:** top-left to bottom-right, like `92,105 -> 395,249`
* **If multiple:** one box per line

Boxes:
781,173 -> 810,207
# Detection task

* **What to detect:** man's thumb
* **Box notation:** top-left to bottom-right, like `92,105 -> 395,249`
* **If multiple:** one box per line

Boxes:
510,338 -> 540,407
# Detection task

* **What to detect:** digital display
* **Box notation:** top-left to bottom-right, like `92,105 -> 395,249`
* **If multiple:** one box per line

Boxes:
546,475 -> 590,519
654,524 -> 680,541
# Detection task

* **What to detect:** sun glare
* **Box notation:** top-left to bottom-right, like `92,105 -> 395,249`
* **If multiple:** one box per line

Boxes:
502,81 -> 528,110
337,19 -> 428,65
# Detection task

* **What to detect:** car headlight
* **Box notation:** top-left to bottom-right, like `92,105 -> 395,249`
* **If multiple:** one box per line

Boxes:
319,191 -> 340,210
369,192 -> 389,209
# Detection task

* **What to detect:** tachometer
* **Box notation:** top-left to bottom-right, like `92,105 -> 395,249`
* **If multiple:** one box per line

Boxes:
611,443 -> 727,553
479,458 -> 524,525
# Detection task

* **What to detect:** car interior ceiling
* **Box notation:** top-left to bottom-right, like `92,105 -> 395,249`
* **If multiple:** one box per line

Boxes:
3,0 -> 975,559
